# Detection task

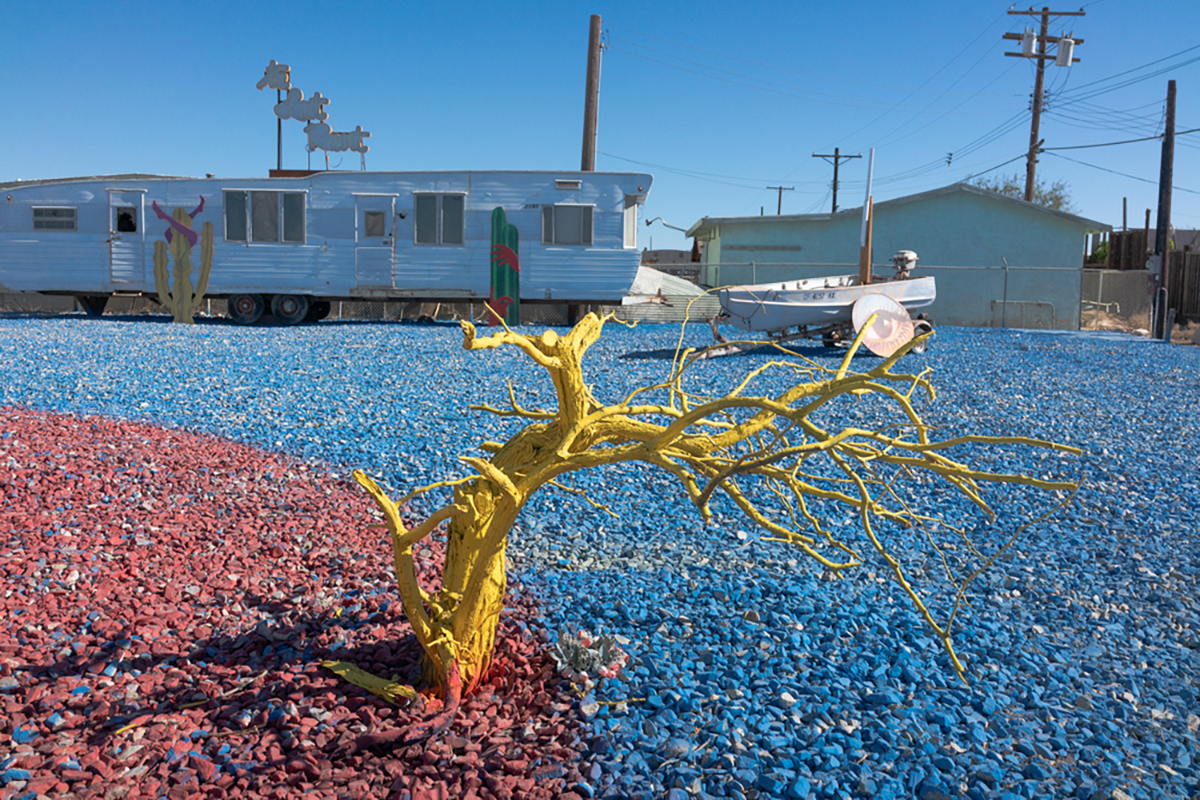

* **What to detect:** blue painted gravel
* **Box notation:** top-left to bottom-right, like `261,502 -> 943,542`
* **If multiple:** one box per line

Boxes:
2,315 -> 1199,800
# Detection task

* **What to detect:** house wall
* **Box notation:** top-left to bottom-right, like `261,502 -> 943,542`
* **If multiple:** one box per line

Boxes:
700,188 -> 1091,330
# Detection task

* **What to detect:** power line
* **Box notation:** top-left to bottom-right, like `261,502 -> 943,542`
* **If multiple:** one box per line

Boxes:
1056,43 -> 1200,96
820,10 -> 1015,153
1043,151 -> 1200,196
1052,55 -> 1200,107
962,152 -> 1031,179
607,24 -> 1022,97
595,151 -> 823,191
1042,127 -> 1200,150
607,44 -> 1013,113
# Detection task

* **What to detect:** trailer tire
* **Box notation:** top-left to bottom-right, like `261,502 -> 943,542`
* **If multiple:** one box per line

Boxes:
229,294 -> 265,325
76,295 -> 109,318
304,301 -> 331,323
271,295 -> 309,326
911,321 -> 933,354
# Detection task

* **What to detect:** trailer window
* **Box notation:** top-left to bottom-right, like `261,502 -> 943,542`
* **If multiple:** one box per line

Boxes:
282,192 -> 305,243
251,192 -> 279,243
115,207 -> 137,233
414,193 -> 465,246
33,207 -> 77,231
364,211 -> 386,238
226,190 -> 304,243
224,191 -> 247,242
542,204 -> 593,246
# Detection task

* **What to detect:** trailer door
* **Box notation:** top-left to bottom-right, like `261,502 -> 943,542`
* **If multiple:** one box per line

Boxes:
354,194 -> 396,287
108,190 -> 146,284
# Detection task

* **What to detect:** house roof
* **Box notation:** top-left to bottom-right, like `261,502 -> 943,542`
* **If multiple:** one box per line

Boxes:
686,182 -> 1112,237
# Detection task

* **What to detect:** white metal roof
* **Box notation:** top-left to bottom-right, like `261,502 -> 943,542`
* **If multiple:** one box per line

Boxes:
686,182 -> 1111,237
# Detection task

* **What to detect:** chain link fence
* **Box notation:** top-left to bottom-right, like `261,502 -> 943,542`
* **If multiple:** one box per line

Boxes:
1079,270 -> 1154,335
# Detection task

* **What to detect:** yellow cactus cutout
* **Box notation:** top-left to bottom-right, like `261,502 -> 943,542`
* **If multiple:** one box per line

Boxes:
152,197 -> 213,324
335,313 -> 1080,745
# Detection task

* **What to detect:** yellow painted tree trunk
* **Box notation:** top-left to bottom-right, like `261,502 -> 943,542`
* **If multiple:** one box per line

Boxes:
332,312 -> 1081,746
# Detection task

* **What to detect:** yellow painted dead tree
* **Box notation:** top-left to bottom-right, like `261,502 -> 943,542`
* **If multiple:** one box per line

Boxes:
331,312 -> 1080,745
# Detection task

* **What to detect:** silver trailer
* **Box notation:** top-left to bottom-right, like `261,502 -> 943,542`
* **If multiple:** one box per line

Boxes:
0,169 -> 652,324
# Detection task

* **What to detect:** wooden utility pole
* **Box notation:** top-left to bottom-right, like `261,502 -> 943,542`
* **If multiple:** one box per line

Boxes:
1153,79 -> 1176,340
1004,7 -> 1084,201
1122,197 -> 1127,232
859,196 -> 874,286
812,148 -> 861,212
766,185 -> 794,215
581,14 -> 603,172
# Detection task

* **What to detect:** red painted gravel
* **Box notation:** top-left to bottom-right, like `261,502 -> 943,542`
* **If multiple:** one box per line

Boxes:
0,408 -> 590,799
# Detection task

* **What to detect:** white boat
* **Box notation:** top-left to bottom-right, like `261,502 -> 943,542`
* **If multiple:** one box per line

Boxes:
694,251 -> 938,360
719,273 -> 936,333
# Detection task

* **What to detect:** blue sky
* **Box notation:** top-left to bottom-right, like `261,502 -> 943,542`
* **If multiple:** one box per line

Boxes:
2,1 -> 1196,251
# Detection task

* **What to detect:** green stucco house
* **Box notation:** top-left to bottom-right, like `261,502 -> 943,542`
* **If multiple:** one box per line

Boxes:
686,183 -> 1110,329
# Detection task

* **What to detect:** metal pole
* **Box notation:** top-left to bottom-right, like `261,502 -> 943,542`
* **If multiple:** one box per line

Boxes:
859,148 -> 875,248
1152,79 -> 1176,340
1025,8 -> 1050,202
277,90 -> 283,171
1002,257 -> 1010,329
581,14 -> 602,172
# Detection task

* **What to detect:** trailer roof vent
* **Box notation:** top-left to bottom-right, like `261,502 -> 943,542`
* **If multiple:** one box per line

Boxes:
555,179 -> 582,191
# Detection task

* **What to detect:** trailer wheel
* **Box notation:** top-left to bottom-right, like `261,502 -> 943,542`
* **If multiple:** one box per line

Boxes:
229,294 -> 265,325
76,295 -> 109,318
304,301 -> 331,323
271,295 -> 309,326
911,321 -> 934,354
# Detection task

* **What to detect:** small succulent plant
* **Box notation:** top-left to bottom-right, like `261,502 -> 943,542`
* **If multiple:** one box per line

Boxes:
550,629 -> 630,685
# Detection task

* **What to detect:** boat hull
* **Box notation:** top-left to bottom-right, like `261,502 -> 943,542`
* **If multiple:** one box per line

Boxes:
719,275 -> 936,332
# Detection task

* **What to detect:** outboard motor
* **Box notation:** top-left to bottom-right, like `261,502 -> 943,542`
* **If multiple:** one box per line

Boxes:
892,250 -> 918,280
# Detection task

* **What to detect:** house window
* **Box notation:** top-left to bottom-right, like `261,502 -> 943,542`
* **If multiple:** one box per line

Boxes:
414,193 -> 465,245
33,207 -> 77,231
542,204 -> 593,246
364,211 -> 386,238
224,190 -> 305,243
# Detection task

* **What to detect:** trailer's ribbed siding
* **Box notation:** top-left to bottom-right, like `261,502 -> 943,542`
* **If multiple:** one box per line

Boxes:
0,238 -> 110,291
0,171 -> 652,301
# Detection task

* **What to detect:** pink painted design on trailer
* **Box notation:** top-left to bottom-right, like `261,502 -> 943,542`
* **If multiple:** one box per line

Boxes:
152,196 -> 205,248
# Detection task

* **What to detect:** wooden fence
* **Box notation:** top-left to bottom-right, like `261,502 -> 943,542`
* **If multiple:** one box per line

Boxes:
1106,230 -> 1150,271
1168,250 -> 1200,323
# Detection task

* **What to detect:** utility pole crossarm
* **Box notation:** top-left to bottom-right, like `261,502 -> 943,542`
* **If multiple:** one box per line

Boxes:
1007,7 -> 1085,14
1002,32 -> 1084,43
766,186 -> 795,215
813,148 -> 861,213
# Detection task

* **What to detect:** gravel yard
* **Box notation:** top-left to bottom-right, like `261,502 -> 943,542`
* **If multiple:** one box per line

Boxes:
1,315 -> 1197,800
